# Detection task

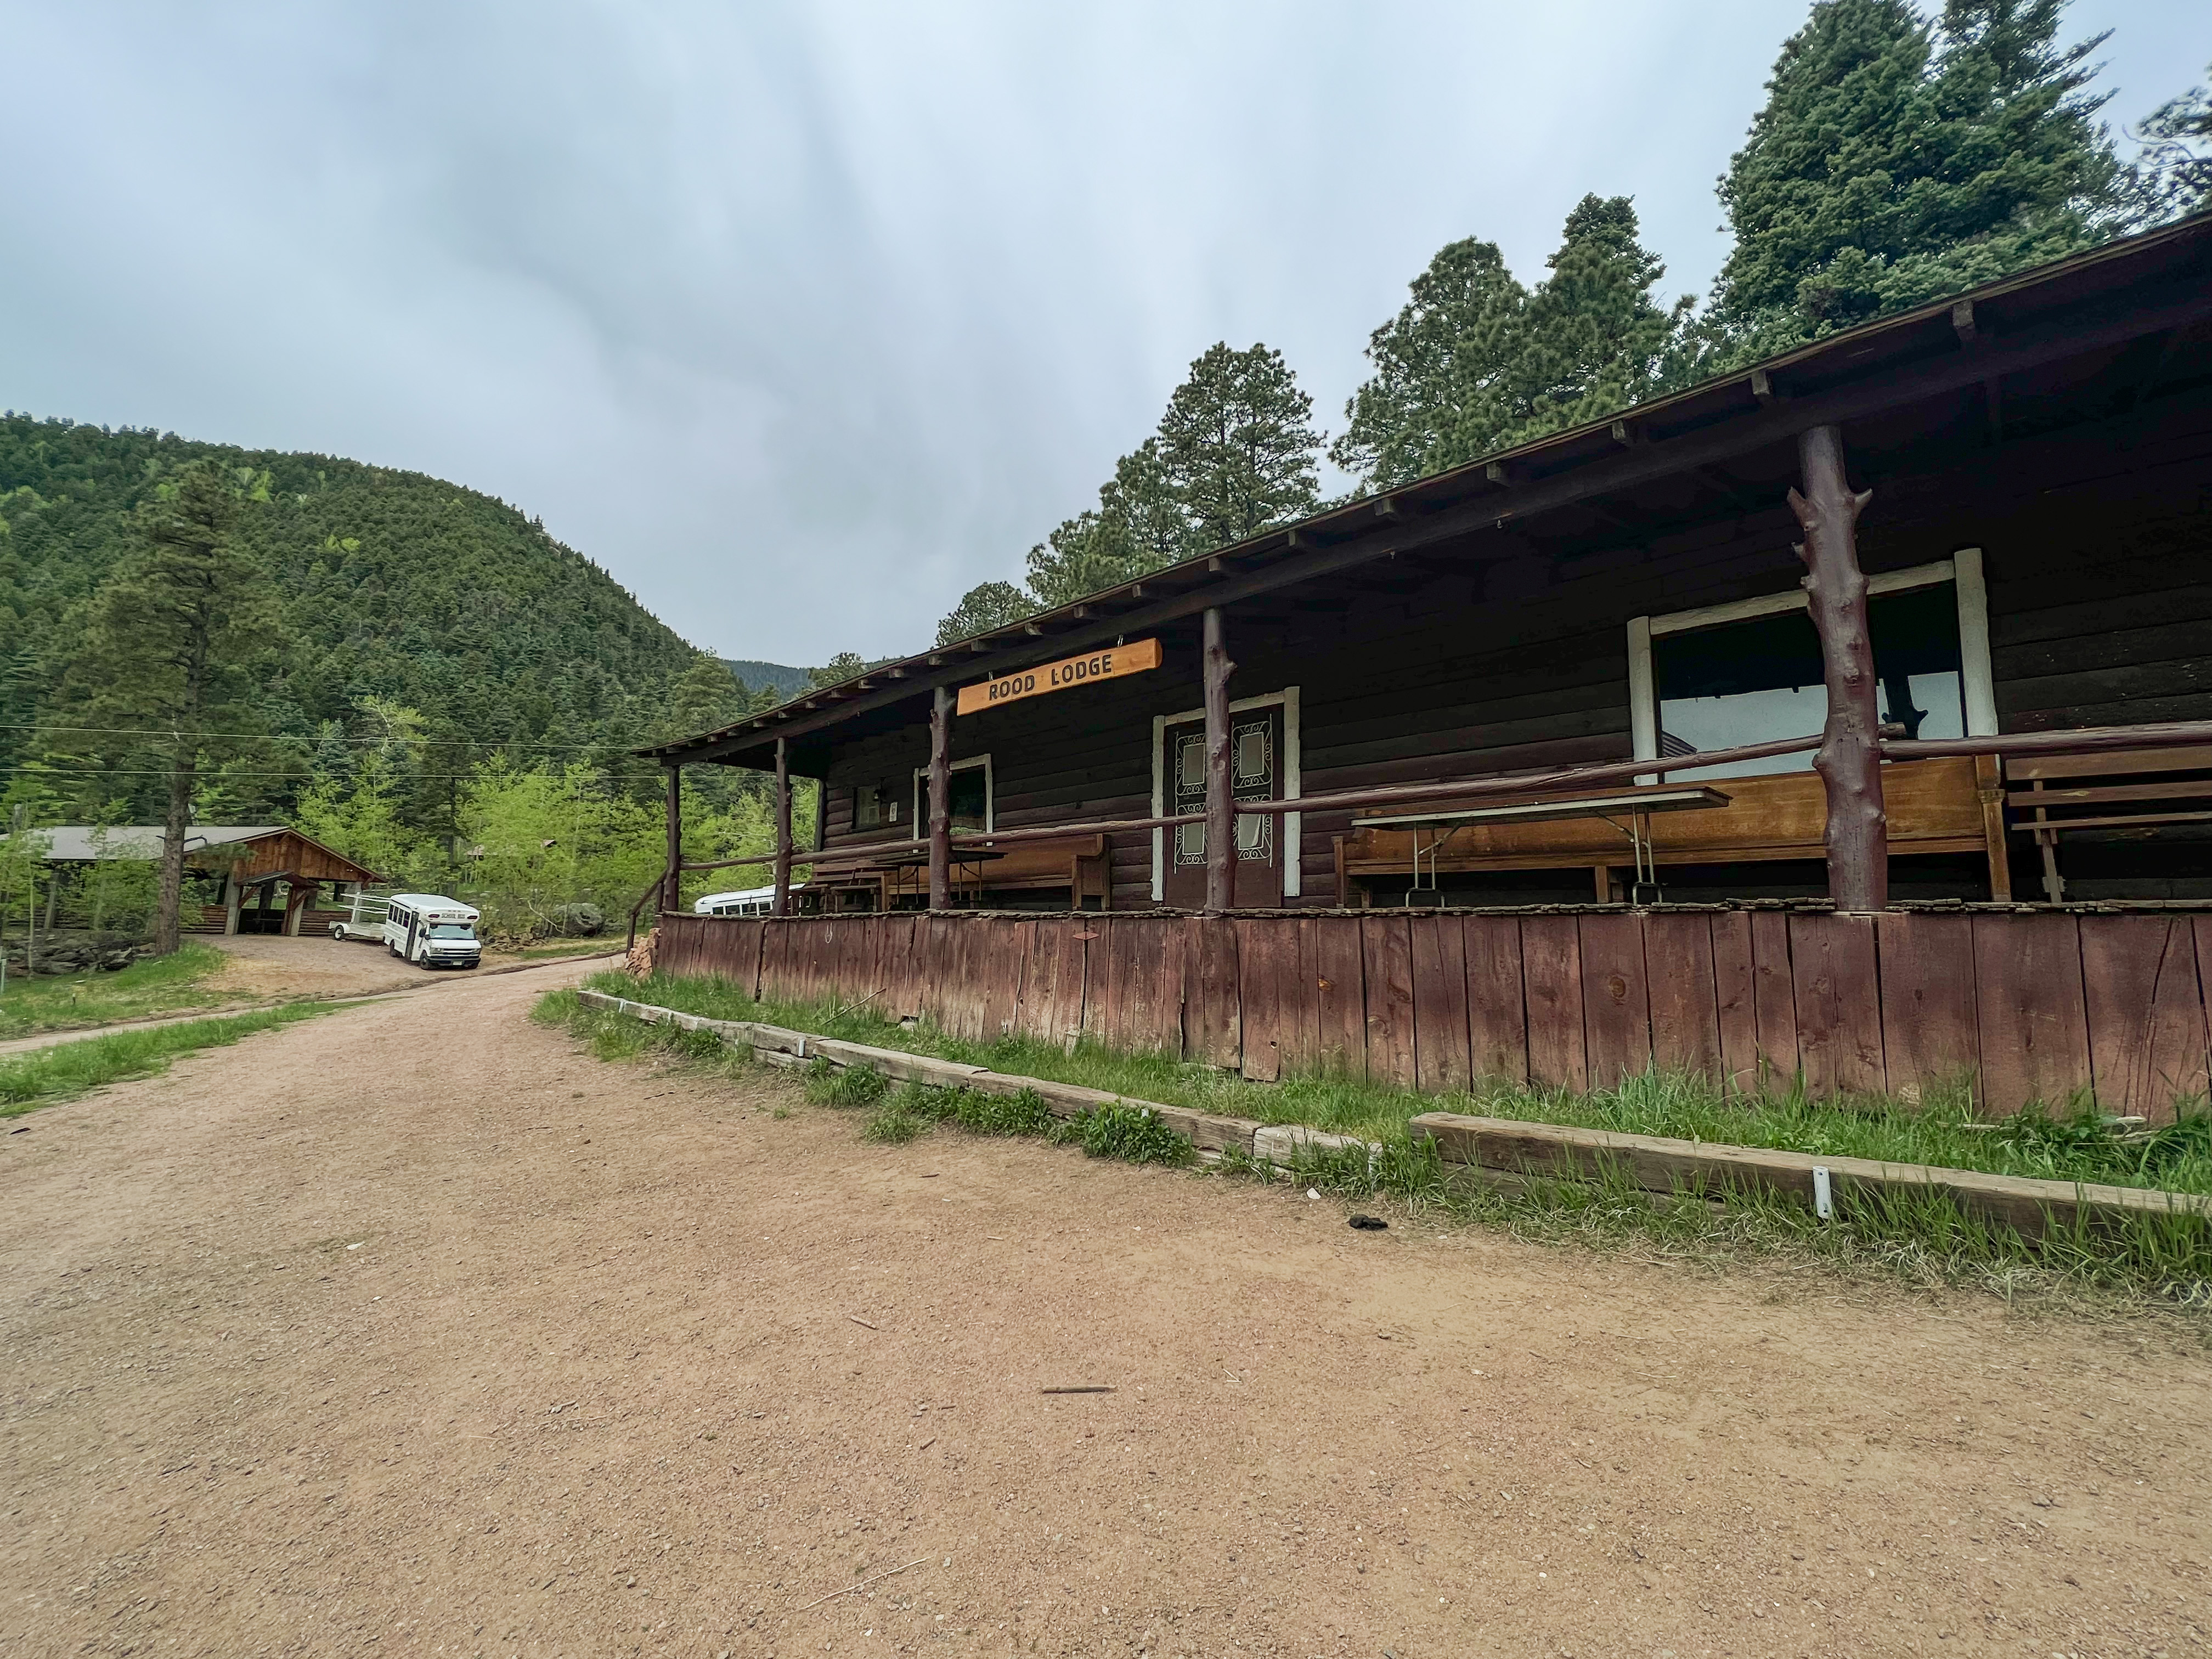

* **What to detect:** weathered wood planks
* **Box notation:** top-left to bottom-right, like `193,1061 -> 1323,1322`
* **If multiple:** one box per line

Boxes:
653,904 -> 2212,1115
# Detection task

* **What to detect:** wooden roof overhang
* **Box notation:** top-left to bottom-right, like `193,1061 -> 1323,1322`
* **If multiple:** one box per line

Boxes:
644,214 -> 2212,777
189,827 -> 384,888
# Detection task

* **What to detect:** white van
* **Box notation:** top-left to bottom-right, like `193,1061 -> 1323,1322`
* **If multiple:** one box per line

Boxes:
694,883 -> 799,917
383,894 -> 482,969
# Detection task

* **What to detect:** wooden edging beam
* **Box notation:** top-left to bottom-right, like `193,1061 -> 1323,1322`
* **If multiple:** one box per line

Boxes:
1407,1113 -> 2212,1240
574,991 -> 2209,1242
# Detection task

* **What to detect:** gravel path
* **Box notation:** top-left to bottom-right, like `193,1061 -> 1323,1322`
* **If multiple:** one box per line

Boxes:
2,960 -> 2207,1657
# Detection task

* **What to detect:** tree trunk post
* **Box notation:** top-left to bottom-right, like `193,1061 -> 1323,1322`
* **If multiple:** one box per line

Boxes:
928,686 -> 953,910
1202,606 -> 1237,911
771,737 -> 793,918
1790,423 -> 1887,912
662,765 -> 682,918
154,760 -> 193,956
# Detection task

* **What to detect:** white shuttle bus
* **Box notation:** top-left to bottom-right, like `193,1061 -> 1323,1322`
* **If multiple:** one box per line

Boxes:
383,893 -> 483,969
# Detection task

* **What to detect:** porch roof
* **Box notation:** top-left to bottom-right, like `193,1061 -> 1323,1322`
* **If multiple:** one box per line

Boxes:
644,212 -> 2212,776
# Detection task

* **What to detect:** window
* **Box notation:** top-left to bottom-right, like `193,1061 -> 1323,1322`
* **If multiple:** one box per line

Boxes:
428,922 -> 475,939
1629,551 -> 1995,780
855,784 -> 881,831
911,755 -> 992,837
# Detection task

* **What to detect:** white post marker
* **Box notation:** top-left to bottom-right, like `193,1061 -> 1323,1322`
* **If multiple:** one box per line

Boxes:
1812,1165 -> 1835,1221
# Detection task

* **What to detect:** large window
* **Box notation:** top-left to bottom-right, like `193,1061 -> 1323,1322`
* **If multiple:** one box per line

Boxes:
1629,551 -> 1995,780
910,755 -> 992,836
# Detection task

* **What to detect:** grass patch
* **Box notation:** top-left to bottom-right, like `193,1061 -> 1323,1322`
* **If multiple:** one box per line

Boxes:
0,1001 -> 340,1116
545,977 -> 2212,1311
0,942 -> 238,1040
1227,1132 -> 2212,1314
586,969 -> 2212,1197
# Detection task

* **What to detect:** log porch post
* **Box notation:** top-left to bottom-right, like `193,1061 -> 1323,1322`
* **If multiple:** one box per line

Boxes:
662,765 -> 682,916
928,684 -> 953,910
771,737 -> 793,917
1202,606 -> 1237,911
1789,423 -> 1887,912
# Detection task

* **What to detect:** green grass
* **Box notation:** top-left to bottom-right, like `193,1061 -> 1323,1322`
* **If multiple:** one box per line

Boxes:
508,941 -> 622,961
584,969 -> 2212,1197
0,942 -> 238,1041
543,979 -> 2212,1311
0,1002 -> 341,1116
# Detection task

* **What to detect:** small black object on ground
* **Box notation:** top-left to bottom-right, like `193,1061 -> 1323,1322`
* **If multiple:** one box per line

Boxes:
1347,1214 -> 1387,1231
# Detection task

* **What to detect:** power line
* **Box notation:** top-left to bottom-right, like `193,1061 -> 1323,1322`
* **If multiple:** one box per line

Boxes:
0,723 -> 627,749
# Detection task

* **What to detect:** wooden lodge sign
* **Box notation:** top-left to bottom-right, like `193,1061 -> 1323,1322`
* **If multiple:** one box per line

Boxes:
956,637 -> 1162,715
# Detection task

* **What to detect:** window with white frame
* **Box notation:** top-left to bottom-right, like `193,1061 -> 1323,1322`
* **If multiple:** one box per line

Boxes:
911,755 -> 992,837
1628,550 -> 1996,780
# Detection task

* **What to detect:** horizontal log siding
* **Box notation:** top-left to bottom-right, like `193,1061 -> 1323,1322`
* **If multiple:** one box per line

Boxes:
794,394 -> 2210,907
654,907 -> 2212,1119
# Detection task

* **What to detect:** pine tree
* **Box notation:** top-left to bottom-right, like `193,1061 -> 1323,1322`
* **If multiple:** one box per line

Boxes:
1712,0 -> 2124,348
934,582 -> 1036,646
2130,61 -> 2212,220
1154,343 -> 1324,551
1509,196 -> 1695,442
66,461 -> 274,953
1329,238 -> 1530,490
1024,440 -> 1193,607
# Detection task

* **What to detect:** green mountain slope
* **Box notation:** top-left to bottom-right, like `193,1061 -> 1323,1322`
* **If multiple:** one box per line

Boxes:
0,413 -> 722,815
721,658 -> 809,699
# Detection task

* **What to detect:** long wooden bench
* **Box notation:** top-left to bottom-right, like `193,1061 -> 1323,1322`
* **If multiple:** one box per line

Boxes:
799,833 -> 1113,911
1339,755 -> 2008,902
2008,744 -> 2212,902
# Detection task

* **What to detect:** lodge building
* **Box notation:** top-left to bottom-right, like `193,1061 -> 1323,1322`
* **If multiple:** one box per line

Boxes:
637,217 -> 2212,1114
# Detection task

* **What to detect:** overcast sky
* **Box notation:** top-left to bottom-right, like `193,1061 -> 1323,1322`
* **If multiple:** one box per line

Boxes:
5,2 -> 2205,669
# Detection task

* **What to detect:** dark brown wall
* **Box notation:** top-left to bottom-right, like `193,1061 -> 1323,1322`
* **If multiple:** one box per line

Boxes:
811,395 -> 2212,907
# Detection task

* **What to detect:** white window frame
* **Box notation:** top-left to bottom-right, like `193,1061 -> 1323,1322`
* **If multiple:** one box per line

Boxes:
1627,548 -> 1995,780
911,754 -> 993,839
1149,686 -> 1301,901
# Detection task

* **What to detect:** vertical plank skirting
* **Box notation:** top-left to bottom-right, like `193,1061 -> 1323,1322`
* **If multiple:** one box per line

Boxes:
1645,913 -> 1723,1082
1408,914 -> 1472,1094
1973,912 -> 2092,1113
1361,916 -> 1418,1088
1875,912 -> 1980,1107
1311,918 -> 1367,1076
1520,916 -> 1587,1092
1748,911 -> 1799,1086
2079,916 -> 2209,1125
1788,914 -> 1885,1097
1235,918 -> 1296,1082
1709,912 -> 1759,1093
1578,912 -> 1652,1088
1463,916 -> 1531,1087
651,908 -> 2208,1117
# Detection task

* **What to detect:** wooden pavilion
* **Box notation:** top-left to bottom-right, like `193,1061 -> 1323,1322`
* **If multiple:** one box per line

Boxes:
35,825 -> 383,936
636,216 -> 2212,1114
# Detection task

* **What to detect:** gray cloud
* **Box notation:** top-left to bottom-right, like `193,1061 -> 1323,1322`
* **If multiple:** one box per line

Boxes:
4,0 -> 2203,665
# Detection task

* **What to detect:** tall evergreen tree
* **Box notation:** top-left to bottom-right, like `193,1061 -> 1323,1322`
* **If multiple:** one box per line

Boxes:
934,581 -> 1035,646
1023,440 -> 1192,607
66,461 -> 273,953
1329,238 -> 1530,490
1712,0 -> 2124,348
1154,343 -> 1324,550
1511,195 -> 1695,441
2130,61 -> 2212,220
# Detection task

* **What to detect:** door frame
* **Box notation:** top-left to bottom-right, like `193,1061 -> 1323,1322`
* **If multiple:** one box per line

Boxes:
1150,686 -> 1301,901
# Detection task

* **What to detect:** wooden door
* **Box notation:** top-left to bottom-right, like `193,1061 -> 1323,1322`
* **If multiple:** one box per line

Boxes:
1162,706 -> 1285,909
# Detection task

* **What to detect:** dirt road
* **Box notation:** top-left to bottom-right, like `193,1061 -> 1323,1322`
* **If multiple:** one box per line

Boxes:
2,963 -> 2207,1658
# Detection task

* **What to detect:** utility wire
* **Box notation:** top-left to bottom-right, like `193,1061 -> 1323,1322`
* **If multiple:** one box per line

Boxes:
0,723 -> 628,749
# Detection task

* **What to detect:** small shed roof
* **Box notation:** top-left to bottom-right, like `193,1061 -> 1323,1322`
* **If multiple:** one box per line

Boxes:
29,826 -> 283,861
14,825 -> 384,886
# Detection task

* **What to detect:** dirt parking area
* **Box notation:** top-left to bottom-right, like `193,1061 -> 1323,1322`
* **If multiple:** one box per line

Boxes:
2,962 -> 2207,1659
201,934 -> 616,1004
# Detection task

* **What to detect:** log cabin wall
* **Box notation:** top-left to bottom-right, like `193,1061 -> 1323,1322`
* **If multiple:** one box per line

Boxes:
806,388 -> 2211,909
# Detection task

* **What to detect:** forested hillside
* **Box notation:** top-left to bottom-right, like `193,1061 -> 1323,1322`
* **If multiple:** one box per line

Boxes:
0,416 -> 797,943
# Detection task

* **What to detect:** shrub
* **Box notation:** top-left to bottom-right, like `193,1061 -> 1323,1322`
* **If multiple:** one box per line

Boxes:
1080,1103 -> 1192,1167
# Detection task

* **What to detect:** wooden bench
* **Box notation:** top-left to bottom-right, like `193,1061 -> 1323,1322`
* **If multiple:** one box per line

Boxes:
803,834 -> 1113,911
1339,755 -> 2008,902
2007,744 -> 2212,902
